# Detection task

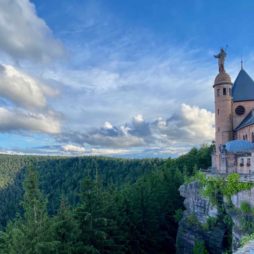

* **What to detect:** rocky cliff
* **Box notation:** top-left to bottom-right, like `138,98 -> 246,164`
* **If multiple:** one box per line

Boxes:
177,180 -> 254,254
176,181 -> 228,254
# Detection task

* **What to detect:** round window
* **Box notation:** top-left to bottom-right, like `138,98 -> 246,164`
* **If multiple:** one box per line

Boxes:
235,105 -> 245,116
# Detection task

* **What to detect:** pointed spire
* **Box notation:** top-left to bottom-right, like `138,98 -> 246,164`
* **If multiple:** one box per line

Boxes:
241,58 -> 244,70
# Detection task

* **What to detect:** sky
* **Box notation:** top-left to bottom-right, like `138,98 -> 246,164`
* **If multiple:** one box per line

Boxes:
0,0 -> 254,158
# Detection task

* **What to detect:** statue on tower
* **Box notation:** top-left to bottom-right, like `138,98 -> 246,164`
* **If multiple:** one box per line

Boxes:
214,48 -> 227,73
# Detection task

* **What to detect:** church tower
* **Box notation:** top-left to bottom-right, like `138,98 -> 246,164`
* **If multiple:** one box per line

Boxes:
213,49 -> 233,171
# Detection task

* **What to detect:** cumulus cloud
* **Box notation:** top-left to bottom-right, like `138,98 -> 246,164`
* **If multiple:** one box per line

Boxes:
58,104 -> 214,149
0,0 -> 63,62
0,64 -> 56,109
153,104 -> 215,144
0,107 -> 60,134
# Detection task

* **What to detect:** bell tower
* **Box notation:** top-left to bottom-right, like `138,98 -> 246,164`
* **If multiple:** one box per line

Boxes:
213,48 -> 233,171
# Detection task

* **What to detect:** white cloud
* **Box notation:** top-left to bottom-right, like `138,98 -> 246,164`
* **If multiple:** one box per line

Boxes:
58,104 -> 214,150
103,121 -> 113,129
62,144 -> 85,153
0,0 -> 63,62
153,104 -> 215,145
89,148 -> 130,156
134,114 -> 144,123
180,103 -> 215,141
0,64 -> 56,109
0,107 -> 60,134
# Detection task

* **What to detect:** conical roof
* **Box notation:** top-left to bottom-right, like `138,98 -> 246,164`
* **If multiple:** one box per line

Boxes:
232,69 -> 254,102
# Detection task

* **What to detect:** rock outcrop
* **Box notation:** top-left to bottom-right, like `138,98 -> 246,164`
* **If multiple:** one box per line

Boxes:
177,181 -> 254,253
176,181 -> 227,254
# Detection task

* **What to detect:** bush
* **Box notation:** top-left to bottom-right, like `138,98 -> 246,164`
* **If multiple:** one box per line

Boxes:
193,240 -> 208,254
240,201 -> 252,214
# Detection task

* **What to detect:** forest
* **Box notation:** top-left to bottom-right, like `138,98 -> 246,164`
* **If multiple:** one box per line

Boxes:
0,145 -> 213,254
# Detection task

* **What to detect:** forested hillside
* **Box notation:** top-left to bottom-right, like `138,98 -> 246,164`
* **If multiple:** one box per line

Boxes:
0,145 -> 212,253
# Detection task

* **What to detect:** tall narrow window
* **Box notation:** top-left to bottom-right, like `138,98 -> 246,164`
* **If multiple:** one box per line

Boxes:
252,132 -> 254,143
217,109 -> 219,115
240,158 -> 244,166
223,88 -> 226,95
247,158 -> 251,166
217,89 -> 220,96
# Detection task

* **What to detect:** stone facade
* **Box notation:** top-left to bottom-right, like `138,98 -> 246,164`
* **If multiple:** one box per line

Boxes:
213,51 -> 254,173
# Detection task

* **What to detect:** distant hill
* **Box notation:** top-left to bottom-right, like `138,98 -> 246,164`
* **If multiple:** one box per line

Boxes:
0,154 -> 163,227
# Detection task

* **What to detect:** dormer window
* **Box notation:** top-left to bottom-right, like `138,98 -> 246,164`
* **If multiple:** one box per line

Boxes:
223,88 -> 226,95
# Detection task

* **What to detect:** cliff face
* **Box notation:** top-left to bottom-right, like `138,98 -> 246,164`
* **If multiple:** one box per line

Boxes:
176,181 -> 227,254
177,181 -> 254,254
230,188 -> 254,251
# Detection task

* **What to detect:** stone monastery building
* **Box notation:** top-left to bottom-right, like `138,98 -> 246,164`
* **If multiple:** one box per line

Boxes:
212,49 -> 254,174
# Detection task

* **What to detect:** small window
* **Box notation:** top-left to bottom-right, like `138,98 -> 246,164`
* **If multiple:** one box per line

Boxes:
240,158 -> 244,167
217,109 -> 219,115
217,89 -> 220,96
223,88 -> 226,95
247,158 -> 251,166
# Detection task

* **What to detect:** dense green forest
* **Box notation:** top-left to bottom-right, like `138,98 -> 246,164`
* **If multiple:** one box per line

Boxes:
0,145 -> 212,253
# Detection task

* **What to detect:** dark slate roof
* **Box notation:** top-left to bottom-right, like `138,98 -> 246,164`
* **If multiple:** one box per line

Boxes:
235,110 -> 254,131
225,140 -> 254,153
232,69 -> 254,102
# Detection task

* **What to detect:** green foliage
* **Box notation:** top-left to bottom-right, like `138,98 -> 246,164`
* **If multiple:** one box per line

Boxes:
174,209 -> 183,223
240,201 -> 252,213
0,145 -> 213,254
0,167 -> 57,254
241,232 -> 254,246
193,240 -> 208,254
187,214 -> 200,226
223,173 -> 253,200
202,216 -> 218,231
192,172 -> 253,207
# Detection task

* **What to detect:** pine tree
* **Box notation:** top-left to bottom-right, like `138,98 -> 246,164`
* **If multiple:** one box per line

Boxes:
75,177 -> 122,254
0,167 -> 57,254
53,197 -> 81,254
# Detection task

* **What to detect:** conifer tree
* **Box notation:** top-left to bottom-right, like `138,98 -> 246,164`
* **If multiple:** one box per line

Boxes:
0,167 -> 57,254
53,197 -> 81,254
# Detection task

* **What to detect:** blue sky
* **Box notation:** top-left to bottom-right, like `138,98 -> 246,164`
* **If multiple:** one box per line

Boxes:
0,0 -> 253,157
